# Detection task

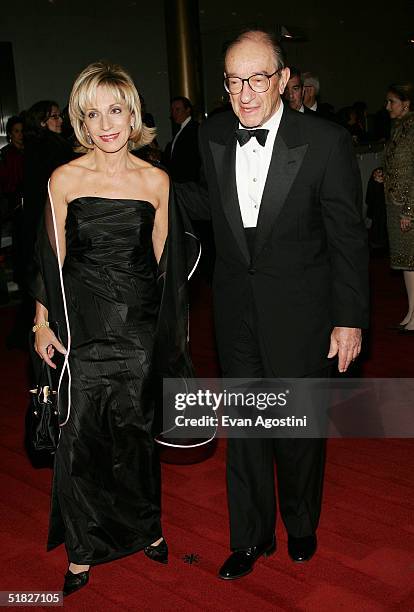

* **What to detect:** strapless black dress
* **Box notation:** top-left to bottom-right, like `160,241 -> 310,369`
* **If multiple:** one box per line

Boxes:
47,197 -> 162,565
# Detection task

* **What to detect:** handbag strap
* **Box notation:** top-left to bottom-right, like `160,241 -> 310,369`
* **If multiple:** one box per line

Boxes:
37,359 -> 55,394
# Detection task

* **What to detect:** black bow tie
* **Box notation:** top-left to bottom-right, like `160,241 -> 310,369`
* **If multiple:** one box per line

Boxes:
235,128 -> 269,147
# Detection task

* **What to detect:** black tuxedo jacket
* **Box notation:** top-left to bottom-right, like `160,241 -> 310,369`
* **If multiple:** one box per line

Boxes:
303,105 -> 315,115
164,119 -> 201,183
176,107 -> 369,377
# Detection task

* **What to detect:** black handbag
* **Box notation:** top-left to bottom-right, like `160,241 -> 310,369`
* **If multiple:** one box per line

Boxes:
29,360 -> 60,453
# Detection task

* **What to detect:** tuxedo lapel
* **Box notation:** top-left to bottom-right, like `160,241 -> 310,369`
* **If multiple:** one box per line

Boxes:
209,129 -> 250,265
254,110 -> 308,260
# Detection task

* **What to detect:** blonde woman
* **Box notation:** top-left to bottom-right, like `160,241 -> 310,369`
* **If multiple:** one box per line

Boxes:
31,62 -> 195,596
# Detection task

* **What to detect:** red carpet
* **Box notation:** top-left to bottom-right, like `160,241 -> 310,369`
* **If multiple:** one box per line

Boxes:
1,255 -> 414,611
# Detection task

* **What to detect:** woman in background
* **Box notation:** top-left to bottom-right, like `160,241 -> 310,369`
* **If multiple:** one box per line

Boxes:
0,116 -> 24,305
7,102 -> 75,347
23,100 -> 74,259
0,115 -> 24,208
384,83 -> 414,332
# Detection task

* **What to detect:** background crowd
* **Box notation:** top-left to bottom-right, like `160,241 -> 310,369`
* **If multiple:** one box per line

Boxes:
0,66 -> 413,343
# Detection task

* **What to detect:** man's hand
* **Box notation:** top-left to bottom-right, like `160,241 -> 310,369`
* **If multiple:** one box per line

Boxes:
327,327 -> 362,373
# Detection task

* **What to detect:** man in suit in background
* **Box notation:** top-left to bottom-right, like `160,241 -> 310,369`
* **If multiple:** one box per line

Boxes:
303,72 -> 336,120
176,29 -> 368,580
164,96 -> 201,182
284,67 -> 313,114
165,96 -> 215,281
303,72 -> 320,112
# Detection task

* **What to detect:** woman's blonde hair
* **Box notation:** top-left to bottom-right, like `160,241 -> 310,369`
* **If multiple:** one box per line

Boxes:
68,61 -> 156,152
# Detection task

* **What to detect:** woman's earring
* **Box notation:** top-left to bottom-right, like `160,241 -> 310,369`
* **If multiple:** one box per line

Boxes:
86,131 -> 93,145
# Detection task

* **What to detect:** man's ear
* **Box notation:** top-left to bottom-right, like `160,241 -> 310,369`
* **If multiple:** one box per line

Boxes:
279,67 -> 291,95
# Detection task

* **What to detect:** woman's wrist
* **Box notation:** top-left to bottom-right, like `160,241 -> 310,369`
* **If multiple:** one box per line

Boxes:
32,321 -> 50,333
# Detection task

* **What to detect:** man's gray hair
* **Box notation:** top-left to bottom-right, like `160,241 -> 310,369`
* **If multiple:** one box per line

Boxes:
225,30 -> 286,72
303,72 -> 320,95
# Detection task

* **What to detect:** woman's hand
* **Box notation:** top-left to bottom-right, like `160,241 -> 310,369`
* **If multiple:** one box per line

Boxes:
400,217 -> 412,232
34,326 -> 66,369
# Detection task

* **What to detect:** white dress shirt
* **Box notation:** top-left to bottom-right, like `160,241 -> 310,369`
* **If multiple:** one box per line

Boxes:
236,103 -> 284,228
171,115 -> 191,154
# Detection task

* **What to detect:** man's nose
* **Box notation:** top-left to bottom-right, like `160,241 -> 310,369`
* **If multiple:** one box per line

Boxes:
239,81 -> 255,103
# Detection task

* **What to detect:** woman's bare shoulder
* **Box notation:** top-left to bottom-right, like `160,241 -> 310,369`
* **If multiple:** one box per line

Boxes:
49,156 -> 91,199
146,168 -> 169,206
149,165 -> 169,186
128,156 -> 169,197
137,162 -> 169,188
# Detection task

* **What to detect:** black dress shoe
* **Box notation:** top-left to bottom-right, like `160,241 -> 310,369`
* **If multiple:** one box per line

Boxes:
218,535 -> 276,580
144,538 -> 168,564
63,569 -> 90,597
288,535 -> 317,562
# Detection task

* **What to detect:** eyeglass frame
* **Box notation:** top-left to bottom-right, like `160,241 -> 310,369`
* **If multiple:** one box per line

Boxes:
223,70 -> 281,95
48,113 -> 63,120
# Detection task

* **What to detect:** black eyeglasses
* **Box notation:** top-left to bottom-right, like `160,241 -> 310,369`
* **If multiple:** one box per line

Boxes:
49,113 -> 62,120
224,71 -> 280,95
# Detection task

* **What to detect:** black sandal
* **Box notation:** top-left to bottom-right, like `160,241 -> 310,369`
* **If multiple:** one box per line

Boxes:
63,569 -> 90,597
144,538 -> 168,564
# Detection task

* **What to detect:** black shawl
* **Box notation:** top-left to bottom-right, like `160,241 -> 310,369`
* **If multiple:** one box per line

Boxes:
28,182 -> 199,425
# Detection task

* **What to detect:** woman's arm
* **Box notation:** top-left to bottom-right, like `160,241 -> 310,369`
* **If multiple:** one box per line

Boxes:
152,171 -> 169,264
33,168 -> 69,367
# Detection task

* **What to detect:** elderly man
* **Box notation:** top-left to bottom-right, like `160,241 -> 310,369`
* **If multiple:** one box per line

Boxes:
176,29 -> 368,580
303,72 -> 320,111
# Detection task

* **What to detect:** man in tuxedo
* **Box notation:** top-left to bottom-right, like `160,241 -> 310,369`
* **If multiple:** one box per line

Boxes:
164,96 -> 201,182
284,67 -> 313,114
176,29 -> 368,579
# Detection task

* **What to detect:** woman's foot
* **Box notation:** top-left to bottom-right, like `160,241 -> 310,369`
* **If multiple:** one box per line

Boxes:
144,537 -> 168,564
63,564 -> 90,597
402,314 -> 414,331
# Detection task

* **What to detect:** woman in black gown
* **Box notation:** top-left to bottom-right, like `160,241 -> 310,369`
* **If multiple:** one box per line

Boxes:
31,62 -> 193,596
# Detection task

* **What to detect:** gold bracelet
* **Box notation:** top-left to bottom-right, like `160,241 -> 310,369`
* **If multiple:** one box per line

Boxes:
32,321 -> 50,333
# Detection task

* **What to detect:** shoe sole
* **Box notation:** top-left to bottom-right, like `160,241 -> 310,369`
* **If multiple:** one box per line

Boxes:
63,578 -> 89,597
218,566 -> 253,580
